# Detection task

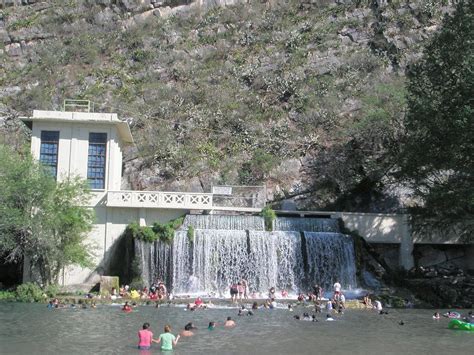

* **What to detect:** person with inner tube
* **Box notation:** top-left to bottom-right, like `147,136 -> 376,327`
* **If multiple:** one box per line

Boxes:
122,301 -> 132,312
463,311 -> 474,323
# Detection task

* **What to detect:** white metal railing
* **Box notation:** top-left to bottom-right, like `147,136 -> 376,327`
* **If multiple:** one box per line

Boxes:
63,99 -> 94,112
107,191 -> 213,209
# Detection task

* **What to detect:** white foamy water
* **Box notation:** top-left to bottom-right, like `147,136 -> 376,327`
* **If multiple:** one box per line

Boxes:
136,215 -> 358,295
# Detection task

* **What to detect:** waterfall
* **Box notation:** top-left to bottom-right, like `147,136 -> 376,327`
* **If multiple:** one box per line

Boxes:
304,232 -> 357,290
247,231 -> 304,293
181,214 -> 265,230
171,231 -> 191,292
134,238 -> 172,287
274,217 -> 339,232
135,215 -> 357,294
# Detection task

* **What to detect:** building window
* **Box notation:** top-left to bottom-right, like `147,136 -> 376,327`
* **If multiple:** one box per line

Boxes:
88,133 -> 107,189
40,131 -> 60,178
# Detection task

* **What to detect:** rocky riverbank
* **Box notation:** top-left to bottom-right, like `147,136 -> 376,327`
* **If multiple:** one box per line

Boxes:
403,266 -> 474,309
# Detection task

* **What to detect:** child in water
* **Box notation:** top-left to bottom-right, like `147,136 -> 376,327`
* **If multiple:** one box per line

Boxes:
208,321 -> 217,330
156,325 -> 180,351
138,323 -> 158,350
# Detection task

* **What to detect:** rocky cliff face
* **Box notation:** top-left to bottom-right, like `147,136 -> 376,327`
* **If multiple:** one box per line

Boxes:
0,0 -> 456,210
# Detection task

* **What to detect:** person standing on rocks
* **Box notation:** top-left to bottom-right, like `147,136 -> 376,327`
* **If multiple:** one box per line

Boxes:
230,282 -> 239,303
333,281 -> 341,297
241,279 -> 249,299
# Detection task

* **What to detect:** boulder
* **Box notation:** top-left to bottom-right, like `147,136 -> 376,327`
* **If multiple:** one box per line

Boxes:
0,29 -> 11,44
5,42 -> 21,56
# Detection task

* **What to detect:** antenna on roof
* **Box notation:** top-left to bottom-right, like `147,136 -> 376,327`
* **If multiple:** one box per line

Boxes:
63,99 -> 94,112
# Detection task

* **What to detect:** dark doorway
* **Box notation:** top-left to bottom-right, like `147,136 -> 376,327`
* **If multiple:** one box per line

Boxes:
0,254 -> 22,288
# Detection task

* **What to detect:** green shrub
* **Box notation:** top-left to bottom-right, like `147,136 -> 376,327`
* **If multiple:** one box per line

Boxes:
168,217 -> 184,230
0,291 -> 16,302
44,284 -> 60,298
125,222 -> 141,238
16,283 -> 45,303
139,226 -> 158,243
187,225 -> 195,244
152,222 -> 174,244
126,217 -> 184,244
126,222 -> 157,243
261,206 -> 276,231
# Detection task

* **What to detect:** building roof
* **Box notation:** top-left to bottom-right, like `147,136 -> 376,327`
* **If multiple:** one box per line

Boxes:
21,110 -> 134,144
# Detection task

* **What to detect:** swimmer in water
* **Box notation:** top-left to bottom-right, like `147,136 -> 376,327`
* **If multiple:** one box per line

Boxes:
433,312 -> 440,320
208,321 -> 217,330
288,304 -> 293,312
122,301 -> 132,312
180,323 -> 195,337
224,316 -> 236,327
156,325 -> 180,351
138,322 -> 159,350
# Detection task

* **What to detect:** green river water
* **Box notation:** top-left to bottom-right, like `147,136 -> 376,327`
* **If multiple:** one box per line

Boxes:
0,303 -> 472,354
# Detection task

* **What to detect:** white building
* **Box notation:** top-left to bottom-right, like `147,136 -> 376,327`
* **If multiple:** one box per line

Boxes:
21,105 -> 473,287
21,107 -> 263,285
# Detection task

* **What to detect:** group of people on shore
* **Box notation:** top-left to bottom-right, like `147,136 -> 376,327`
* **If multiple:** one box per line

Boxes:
112,282 -> 168,301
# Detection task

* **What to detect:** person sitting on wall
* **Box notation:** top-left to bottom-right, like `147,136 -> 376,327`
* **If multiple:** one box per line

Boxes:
313,284 -> 322,300
194,297 -> 204,308
363,294 -> 372,308
338,293 -> 346,311
158,283 -> 167,299
281,289 -> 288,298
314,300 -> 322,313
297,293 -> 305,302
268,287 -> 276,299
119,285 -> 126,297
373,300 -> 383,312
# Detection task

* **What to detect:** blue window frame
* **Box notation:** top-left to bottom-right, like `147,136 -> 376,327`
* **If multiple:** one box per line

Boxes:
40,131 -> 60,178
88,133 -> 107,189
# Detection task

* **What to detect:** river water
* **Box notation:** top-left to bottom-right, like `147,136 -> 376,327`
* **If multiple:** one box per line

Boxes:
0,303 -> 472,354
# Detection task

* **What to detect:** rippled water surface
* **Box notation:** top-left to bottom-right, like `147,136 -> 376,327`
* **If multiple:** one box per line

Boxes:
0,303 -> 472,354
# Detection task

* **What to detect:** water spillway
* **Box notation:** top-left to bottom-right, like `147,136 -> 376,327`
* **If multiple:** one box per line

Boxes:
134,215 -> 356,295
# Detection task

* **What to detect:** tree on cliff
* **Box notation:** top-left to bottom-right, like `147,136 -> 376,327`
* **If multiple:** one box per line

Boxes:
399,1 -> 473,241
0,145 -> 95,285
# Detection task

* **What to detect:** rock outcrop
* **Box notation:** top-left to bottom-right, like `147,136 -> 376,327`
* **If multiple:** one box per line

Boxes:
0,0 -> 458,210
